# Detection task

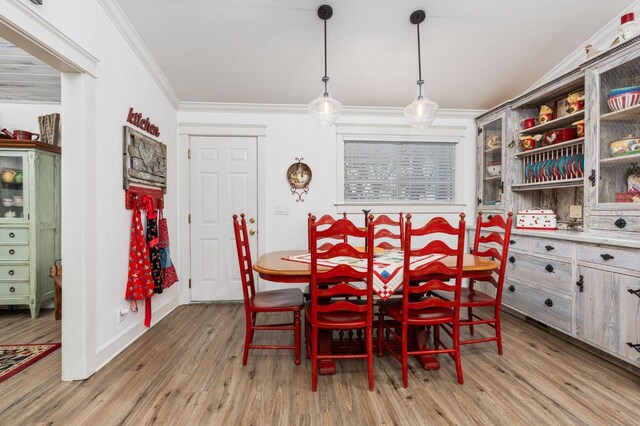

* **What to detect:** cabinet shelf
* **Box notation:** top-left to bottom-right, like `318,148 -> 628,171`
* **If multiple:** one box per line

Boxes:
514,138 -> 584,158
484,146 -> 502,153
600,152 -> 640,165
484,175 -> 502,181
600,103 -> 640,121
511,178 -> 584,192
519,110 -> 584,136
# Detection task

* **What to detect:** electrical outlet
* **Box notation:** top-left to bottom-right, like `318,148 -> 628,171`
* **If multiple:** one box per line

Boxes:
569,205 -> 583,219
117,307 -> 129,323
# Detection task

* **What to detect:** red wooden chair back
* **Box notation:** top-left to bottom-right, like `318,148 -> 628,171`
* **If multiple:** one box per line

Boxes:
309,215 -> 374,315
401,214 -> 466,322
232,213 -> 256,309
471,211 -> 513,304
372,213 -> 404,250
308,213 -> 348,251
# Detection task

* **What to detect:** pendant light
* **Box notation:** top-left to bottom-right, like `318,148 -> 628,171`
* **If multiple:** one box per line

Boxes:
404,10 -> 438,128
309,4 -> 342,127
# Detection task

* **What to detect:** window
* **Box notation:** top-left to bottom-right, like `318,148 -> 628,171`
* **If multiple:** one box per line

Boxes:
335,123 -> 466,213
344,141 -> 455,203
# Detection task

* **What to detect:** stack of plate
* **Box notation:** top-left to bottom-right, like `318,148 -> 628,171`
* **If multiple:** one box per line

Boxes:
607,86 -> 640,111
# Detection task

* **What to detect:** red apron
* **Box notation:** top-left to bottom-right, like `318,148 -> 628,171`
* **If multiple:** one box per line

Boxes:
125,205 -> 155,327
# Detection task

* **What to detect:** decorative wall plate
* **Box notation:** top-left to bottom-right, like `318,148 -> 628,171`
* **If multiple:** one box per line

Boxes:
287,158 -> 311,201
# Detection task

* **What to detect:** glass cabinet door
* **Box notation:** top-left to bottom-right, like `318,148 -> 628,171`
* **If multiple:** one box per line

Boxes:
596,54 -> 640,207
478,115 -> 504,209
0,153 -> 27,222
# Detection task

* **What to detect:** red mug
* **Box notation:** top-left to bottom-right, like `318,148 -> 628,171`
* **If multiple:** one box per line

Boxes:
520,118 -> 537,129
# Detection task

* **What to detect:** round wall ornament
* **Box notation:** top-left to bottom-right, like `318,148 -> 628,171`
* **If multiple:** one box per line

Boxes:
287,158 -> 312,202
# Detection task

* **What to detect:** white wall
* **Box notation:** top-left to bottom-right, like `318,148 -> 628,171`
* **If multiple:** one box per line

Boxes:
177,108 -> 478,291
1,0 -> 180,376
0,102 -> 61,137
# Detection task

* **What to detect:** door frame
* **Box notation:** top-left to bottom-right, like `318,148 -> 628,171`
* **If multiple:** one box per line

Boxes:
177,123 -> 266,305
0,0 -> 99,380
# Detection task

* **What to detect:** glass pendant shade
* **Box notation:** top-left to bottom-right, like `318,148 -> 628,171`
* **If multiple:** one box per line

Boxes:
405,92 -> 438,128
309,92 -> 342,127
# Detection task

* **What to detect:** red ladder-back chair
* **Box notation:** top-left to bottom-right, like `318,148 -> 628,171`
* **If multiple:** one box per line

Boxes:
372,213 -> 404,250
377,213 -> 466,387
308,213 -> 348,251
435,211 -> 513,354
232,214 -> 305,366
306,214 -> 375,391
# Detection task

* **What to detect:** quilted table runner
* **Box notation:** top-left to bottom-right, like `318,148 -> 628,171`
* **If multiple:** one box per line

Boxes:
283,251 -> 445,300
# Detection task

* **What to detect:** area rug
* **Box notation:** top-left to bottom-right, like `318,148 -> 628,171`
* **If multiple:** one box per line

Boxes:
0,343 -> 61,383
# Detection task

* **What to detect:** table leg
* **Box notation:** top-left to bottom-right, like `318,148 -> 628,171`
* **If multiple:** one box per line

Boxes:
412,326 -> 441,370
318,330 -> 337,375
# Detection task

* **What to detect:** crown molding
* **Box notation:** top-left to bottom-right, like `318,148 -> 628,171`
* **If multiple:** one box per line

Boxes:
178,101 -> 483,120
0,0 -> 98,75
526,1 -> 639,92
97,0 -> 180,109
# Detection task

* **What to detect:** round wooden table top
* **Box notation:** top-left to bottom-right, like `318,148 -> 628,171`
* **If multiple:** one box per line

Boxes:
253,249 -> 498,281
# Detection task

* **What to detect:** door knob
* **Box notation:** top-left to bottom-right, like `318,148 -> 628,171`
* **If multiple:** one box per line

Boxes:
249,229 -> 256,235
249,217 -> 256,223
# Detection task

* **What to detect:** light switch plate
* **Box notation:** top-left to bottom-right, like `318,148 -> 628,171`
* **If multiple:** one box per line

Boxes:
569,205 -> 583,219
275,205 -> 289,215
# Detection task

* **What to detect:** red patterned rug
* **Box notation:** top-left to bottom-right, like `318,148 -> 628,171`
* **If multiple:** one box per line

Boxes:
0,343 -> 61,383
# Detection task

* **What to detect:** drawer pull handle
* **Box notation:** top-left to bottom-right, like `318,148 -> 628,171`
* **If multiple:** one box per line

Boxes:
544,245 -> 554,251
627,288 -> 640,298
615,218 -> 627,229
576,275 -> 584,292
600,254 -> 614,261
545,298 -> 553,307
9,249 -> 15,255
508,285 -> 515,293
9,232 -> 14,238
8,270 -> 14,276
9,286 -> 15,293
509,240 -> 516,245
509,256 -> 515,264
487,215 -> 493,220
628,343 -> 640,353
545,264 -> 554,273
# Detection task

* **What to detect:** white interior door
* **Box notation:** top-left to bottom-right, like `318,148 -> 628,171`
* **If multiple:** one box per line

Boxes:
190,136 -> 258,301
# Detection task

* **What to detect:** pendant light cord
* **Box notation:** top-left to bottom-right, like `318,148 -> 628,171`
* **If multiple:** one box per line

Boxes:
324,18 -> 328,79
416,22 -> 422,81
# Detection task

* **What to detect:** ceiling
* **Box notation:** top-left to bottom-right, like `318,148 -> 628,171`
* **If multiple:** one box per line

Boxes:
114,0 -> 633,110
0,38 -> 60,103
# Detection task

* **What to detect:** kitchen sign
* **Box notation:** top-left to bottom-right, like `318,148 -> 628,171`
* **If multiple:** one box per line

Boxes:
126,107 -> 160,137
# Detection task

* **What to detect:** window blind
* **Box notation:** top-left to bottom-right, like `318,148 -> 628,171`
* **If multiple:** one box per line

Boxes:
344,141 -> 455,202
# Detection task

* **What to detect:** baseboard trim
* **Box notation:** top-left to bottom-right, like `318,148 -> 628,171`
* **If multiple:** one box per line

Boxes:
94,295 -> 179,371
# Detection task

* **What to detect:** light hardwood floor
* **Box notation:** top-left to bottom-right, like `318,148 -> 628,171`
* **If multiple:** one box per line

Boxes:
0,305 -> 638,425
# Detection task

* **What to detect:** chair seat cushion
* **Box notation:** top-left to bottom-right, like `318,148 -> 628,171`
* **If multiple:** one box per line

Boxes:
305,301 -> 367,327
251,288 -> 304,309
431,288 -> 496,306
380,298 -> 454,323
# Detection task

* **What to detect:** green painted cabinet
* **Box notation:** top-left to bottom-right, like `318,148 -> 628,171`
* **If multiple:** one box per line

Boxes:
0,142 -> 60,318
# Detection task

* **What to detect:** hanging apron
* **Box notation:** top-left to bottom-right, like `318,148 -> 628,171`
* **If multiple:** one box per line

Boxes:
125,204 -> 155,327
144,197 -> 164,295
158,210 -> 179,288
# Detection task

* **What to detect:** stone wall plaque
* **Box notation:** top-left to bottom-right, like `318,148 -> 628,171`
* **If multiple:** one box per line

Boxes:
122,126 -> 166,192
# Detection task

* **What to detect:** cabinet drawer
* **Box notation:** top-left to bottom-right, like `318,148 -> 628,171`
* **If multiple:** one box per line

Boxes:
576,245 -> 640,272
589,215 -> 640,233
530,239 -> 573,258
503,280 -> 571,332
506,252 -> 572,294
0,281 -> 29,297
0,228 -> 28,243
507,235 -> 529,251
0,265 -> 29,281
0,245 -> 29,261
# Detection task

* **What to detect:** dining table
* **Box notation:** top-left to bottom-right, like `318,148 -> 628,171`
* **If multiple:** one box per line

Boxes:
253,249 -> 498,374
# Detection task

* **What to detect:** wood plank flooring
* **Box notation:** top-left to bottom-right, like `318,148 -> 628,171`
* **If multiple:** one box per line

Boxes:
0,304 -> 638,425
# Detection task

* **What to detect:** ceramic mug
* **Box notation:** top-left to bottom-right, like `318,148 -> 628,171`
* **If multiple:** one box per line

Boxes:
14,171 -> 23,183
539,113 -> 553,124
1,198 -> 13,207
520,118 -> 537,129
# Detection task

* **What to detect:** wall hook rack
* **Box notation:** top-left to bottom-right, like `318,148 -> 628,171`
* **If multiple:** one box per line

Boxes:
125,185 -> 164,210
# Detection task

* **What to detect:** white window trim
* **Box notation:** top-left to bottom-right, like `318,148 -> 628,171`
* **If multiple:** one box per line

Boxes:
335,123 -> 466,214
